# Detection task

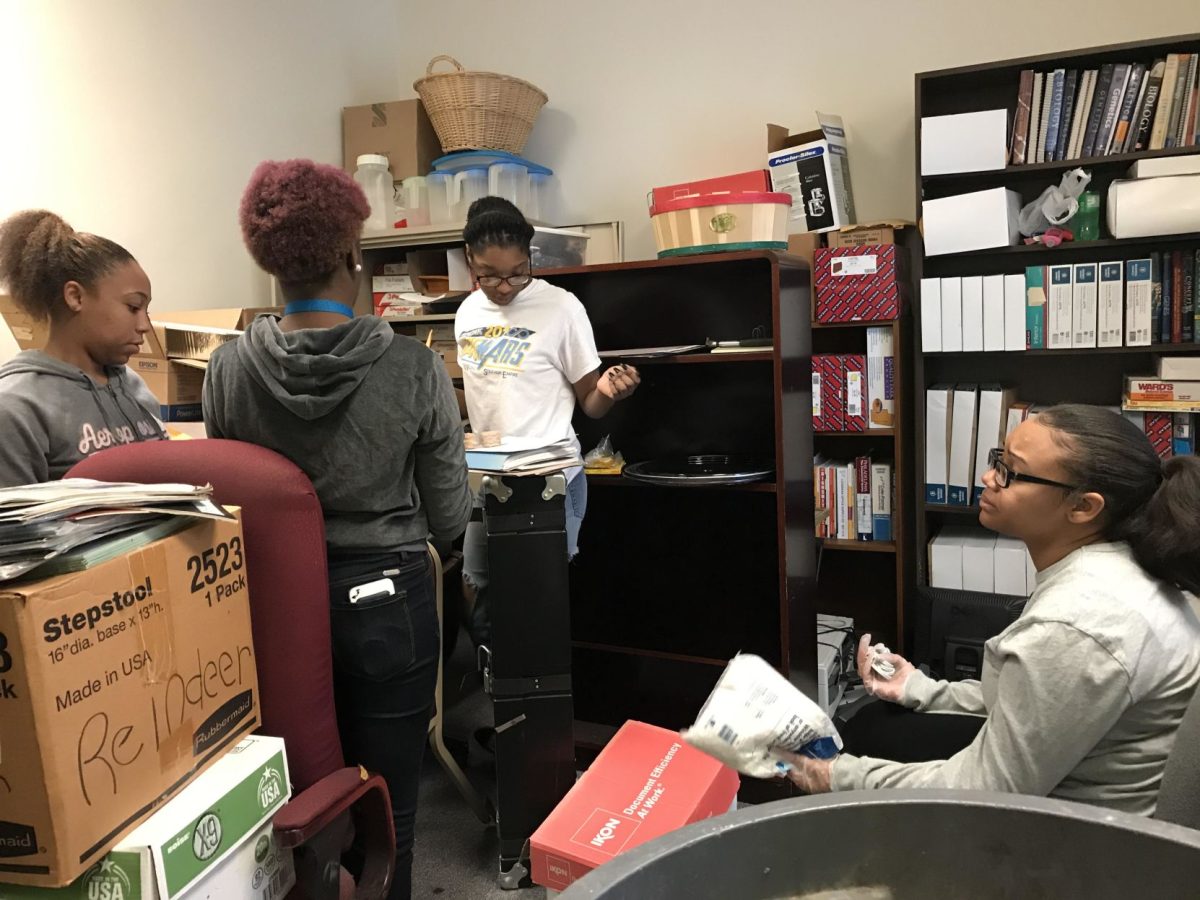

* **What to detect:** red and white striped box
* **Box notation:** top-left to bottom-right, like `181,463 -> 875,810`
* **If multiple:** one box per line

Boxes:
812,355 -> 846,432
813,245 -> 903,323
842,354 -> 867,431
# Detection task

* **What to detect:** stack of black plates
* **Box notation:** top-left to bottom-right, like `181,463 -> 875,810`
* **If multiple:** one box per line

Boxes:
622,455 -> 774,487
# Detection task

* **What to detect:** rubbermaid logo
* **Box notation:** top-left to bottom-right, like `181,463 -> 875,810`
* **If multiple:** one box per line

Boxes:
192,689 -> 254,754
0,821 -> 36,857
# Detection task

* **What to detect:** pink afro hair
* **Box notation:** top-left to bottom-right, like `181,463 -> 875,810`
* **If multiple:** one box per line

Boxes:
239,159 -> 370,285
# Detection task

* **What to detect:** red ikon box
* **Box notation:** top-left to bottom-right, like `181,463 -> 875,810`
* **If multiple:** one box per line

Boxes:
530,721 -> 739,894
812,354 -> 846,432
813,244 -> 903,323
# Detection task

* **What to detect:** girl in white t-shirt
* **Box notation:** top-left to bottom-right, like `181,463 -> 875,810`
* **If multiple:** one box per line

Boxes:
455,197 -> 639,646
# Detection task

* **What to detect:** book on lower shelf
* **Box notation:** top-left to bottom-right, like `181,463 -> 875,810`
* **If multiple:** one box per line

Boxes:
813,454 -> 893,542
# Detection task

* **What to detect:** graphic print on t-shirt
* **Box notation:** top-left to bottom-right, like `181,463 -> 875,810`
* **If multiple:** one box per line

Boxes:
459,324 -> 536,377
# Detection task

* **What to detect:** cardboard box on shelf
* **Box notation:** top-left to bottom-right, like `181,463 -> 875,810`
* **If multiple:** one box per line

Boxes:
530,721 -> 738,894
922,187 -> 1021,256
825,220 -> 913,250
920,109 -> 1008,176
9,735 -> 293,900
812,355 -> 846,432
812,245 -> 904,323
766,113 -> 857,234
0,295 -> 49,350
342,99 -> 441,181
0,516 -> 260,887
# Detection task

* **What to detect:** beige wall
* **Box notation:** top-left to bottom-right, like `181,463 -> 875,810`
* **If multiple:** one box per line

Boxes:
0,0 -> 401,329
396,0 -> 1200,260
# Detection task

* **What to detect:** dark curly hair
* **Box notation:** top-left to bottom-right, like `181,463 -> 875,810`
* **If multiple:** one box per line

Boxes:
463,196 -> 534,256
0,210 -> 135,321
239,159 -> 370,288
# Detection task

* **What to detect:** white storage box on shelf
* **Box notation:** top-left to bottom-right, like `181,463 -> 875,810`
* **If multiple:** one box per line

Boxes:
921,109 -> 1008,175
1107,174 -> 1200,239
922,187 -> 1021,256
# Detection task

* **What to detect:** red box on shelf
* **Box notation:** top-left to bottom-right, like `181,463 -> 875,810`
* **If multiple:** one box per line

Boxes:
1144,412 -> 1174,460
813,245 -> 903,323
812,354 -> 846,432
650,170 -> 770,209
842,354 -> 867,431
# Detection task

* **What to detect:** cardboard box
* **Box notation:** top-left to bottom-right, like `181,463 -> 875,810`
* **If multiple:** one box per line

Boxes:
1159,357 -> 1200,379
812,245 -> 903,323
1143,412 -> 1175,458
10,736 -> 293,899
842,354 -> 867,431
1125,377 -> 1200,404
530,721 -> 738,894
1003,274 -> 1026,352
922,187 -> 1021,256
983,274 -> 1005,352
342,99 -> 441,181
1046,264 -> 1073,350
824,220 -> 912,249
962,533 -> 997,593
0,295 -> 49,351
920,277 -> 942,352
994,537 -> 1030,597
1125,258 -> 1153,347
920,110 -> 1008,175
948,384 -> 979,506
1098,262 -> 1125,348
866,326 -> 895,429
961,275 -> 984,352
812,355 -> 846,432
940,277 -> 963,352
929,528 -> 966,589
766,114 -> 857,234
0,517 -> 260,886
925,384 -> 954,504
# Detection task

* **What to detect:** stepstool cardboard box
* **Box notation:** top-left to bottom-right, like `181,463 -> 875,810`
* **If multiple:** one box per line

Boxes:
0,295 -> 49,351
7,735 -> 293,900
342,99 -> 441,181
0,516 -> 260,887
824,220 -> 913,250
767,113 -> 857,234
530,721 -> 739,894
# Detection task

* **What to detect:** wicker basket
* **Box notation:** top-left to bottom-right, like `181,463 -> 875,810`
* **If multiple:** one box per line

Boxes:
413,55 -> 548,154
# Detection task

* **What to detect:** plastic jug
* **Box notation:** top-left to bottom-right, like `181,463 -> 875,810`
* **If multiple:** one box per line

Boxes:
488,163 -> 530,216
402,176 -> 430,227
428,172 -> 454,225
528,172 -> 550,222
353,154 -> 394,233
452,169 -> 489,220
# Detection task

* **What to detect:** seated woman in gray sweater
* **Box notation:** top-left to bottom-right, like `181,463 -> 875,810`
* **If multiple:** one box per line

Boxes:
0,210 -> 165,486
202,159 -> 471,900
784,404 -> 1200,816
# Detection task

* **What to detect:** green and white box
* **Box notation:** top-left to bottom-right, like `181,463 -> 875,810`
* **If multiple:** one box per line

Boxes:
8,735 -> 293,899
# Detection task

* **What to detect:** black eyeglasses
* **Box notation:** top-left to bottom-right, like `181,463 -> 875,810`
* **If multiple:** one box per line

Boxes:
987,448 -> 1078,492
475,272 -> 532,288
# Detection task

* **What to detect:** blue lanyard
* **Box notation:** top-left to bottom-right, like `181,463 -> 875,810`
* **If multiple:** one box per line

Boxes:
283,299 -> 354,318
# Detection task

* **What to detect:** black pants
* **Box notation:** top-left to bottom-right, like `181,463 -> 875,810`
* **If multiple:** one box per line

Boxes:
329,550 -> 439,900
840,699 -> 985,762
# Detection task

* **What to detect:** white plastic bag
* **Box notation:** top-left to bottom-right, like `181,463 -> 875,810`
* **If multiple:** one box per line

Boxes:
683,654 -> 843,778
1018,168 -> 1092,236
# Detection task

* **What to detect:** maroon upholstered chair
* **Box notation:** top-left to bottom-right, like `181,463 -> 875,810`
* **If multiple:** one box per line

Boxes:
69,439 -> 395,900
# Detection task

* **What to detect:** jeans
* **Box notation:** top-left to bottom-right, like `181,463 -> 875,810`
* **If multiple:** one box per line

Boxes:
463,470 -> 586,647
328,549 -> 439,900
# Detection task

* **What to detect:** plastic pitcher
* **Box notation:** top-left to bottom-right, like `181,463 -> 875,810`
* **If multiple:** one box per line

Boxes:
528,172 -> 551,221
428,172 -> 454,224
452,169 -> 489,220
488,163 -> 531,215
402,176 -> 430,227
353,154 -> 393,233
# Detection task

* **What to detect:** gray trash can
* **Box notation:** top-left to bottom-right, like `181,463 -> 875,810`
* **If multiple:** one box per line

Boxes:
560,790 -> 1200,899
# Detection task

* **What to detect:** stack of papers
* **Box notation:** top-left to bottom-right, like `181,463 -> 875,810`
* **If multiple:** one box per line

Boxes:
0,479 -> 231,581
465,436 -> 583,475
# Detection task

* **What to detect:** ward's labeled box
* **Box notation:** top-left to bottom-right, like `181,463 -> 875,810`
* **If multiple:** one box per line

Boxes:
824,220 -> 912,250
342,99 -> 441,181
922,187 -> 1021,256
8,735 -> 293,900
767,113 -> 857,234
0,516 -> 260,887
812,245 -> 904,323
530,721 -> 738,894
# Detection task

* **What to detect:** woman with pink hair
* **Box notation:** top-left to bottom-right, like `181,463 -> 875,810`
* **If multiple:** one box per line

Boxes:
203,159 -> 471,900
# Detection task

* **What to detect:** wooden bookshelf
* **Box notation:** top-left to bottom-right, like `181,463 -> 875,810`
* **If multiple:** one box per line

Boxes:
912,33 -> 1200,660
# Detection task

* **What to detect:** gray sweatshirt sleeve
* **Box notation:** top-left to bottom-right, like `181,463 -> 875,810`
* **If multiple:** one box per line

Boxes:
201,356 -> 226,439
0,399 -> 48,486
900,670 -> 986,715
831,620 -> 1132,795
413,360 -> 472,541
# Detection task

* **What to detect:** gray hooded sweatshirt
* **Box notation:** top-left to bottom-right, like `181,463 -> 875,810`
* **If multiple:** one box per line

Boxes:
0,350 -> 166,487
202,315 -> 471,553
